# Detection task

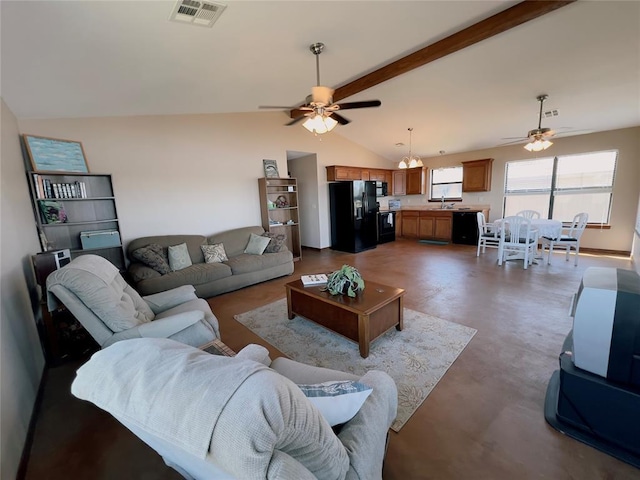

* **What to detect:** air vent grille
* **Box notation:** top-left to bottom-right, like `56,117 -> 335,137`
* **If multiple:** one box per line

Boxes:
169,0 -> 227,28
543,109 -> 559,118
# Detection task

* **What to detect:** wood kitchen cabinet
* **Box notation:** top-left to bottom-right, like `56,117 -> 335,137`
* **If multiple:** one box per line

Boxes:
392,170 -> 406,196
395,211 -> 402,237
419,211 -> 452,241
401,210 -> 452,241
401,210 -> 418,237
326,166 -> 362,181
406,167 -> 425,195
360,169 -> 370,181
462,158 -> 493,192
369,169 -> 387,182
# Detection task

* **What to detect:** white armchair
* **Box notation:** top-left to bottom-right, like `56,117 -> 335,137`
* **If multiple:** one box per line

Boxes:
47,254 -> 219,348
71,338 -> 398,480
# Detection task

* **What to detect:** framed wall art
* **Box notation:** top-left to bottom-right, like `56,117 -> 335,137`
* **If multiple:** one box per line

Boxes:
263,159 -> 280,178
22,134 -> 90,173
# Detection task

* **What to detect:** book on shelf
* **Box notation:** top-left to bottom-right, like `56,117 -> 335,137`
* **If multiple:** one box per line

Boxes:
301,274 -> 328,286
38,200 -> 68,224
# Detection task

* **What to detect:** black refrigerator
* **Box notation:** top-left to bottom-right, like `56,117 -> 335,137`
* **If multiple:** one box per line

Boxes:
329,180 -> 378,253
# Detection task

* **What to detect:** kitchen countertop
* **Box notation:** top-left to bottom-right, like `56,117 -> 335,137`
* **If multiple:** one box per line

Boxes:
396,205 -> 490,212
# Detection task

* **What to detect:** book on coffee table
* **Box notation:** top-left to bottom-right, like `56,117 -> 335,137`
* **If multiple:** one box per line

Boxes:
301,274 -> 328,286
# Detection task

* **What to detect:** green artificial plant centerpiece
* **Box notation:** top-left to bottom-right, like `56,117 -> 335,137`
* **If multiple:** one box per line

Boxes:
324,264 -> 365,298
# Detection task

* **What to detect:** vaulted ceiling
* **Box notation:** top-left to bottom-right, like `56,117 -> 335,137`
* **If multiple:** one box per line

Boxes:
2,1 -> 639,159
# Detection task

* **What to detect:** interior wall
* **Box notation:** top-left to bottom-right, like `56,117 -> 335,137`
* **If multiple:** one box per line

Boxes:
287,153 -> 321,249
408,127 -> 640,252
18,111 -> 393,249
1,98 -> 46,479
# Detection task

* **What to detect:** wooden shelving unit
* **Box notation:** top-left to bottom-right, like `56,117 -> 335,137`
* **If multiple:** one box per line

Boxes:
258,177 -> 302,261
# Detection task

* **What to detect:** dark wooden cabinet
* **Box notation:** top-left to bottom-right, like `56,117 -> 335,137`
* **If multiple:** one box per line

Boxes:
462,158 -> 493,192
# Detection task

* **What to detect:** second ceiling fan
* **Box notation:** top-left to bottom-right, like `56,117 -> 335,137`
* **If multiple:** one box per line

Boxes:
260,43 -> 381,134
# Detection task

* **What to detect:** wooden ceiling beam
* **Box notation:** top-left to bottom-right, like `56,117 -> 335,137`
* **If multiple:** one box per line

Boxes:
290,0 -> 576,118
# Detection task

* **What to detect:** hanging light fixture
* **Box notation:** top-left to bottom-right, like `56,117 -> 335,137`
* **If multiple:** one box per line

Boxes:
302,112 -> 338,135
398,128 -> 423,169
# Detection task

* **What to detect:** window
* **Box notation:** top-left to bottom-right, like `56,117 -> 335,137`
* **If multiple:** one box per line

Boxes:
430,166 -> 462,201
504,151 -> 617,223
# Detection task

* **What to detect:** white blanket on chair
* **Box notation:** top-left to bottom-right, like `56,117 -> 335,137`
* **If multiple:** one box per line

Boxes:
71,338 -> 268,458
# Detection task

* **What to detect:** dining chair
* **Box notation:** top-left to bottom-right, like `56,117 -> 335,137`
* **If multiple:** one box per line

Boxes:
540,212 -> 589,266
497,216 -> 538,269
515,210 -> 541,220
476,212 -> 500,256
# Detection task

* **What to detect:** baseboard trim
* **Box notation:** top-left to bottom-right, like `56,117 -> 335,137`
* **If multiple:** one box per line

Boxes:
580,247 -> 630,257
16,366 -> 48,480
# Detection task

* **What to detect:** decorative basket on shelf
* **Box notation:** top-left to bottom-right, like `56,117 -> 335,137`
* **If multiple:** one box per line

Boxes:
275,195 -> 289,208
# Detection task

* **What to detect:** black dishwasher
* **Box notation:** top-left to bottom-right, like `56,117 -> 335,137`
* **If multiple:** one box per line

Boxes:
452,211 -> 479,245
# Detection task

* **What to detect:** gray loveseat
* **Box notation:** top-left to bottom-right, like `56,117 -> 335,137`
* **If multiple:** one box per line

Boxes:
127,226 -> 294,297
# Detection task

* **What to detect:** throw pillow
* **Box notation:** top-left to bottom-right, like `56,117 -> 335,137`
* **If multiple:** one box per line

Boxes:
131,243 -> 170,275
201,243 -> 228,263
297,380 -> 373,426
244,233 -> 271,255
168,243 -> 193,271
261,232 -> 287,253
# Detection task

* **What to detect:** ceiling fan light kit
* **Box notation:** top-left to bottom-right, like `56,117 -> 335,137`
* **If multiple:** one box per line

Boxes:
523,94 -> 555,152
259,42 -> 381,135
524,138 -> 553,152
302,114 -> 338,134
398,128 -> 423,169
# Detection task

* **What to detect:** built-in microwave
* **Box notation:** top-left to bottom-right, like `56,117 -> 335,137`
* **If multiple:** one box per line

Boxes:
375,181 -> 388,197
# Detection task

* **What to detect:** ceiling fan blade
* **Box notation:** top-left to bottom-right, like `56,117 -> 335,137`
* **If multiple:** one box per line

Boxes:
285,116 -> 306,126
335,100 -> 381,110
501,136 -> 528,140
497,139 -> 528,146
330,112 -> 350,125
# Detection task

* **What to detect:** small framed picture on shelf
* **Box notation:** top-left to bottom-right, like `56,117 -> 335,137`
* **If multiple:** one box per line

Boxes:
22,134 -> 90,173
263,159 -> 280,178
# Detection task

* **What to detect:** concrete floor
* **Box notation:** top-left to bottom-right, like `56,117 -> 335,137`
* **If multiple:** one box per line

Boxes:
22,239 -> 640,479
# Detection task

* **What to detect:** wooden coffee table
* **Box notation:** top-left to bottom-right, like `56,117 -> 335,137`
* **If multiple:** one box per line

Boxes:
285,279 -> 405,358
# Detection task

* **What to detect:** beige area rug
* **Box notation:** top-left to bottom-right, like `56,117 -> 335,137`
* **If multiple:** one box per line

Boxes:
234,298 -> 477,431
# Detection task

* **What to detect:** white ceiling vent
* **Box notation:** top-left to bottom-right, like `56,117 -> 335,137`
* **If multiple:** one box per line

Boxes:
543,109 -> 559,118
169,0 -> 227,28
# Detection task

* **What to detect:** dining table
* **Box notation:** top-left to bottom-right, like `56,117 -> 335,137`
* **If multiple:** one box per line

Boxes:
492,218 -> 563,263
493,218 -> 563,239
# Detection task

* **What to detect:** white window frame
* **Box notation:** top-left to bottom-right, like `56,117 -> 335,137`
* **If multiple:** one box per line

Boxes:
429,166 -> 463,202
503,150 -> 617,223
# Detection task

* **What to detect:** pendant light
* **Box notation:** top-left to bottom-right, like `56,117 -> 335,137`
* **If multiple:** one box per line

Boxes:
398,128 -> 423,169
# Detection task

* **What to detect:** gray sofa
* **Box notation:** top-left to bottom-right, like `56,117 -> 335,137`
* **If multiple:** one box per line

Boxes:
127,226 -> 294,297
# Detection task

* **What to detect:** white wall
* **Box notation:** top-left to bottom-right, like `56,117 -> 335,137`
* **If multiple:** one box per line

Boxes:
1,99 -> 46,479
403,127 -> 640,252
287,153 -> 321,249
19,111 -> 393,249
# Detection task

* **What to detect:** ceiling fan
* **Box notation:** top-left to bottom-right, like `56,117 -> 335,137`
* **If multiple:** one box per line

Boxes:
502,94 -> 556,151
259,42 -> 381,134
